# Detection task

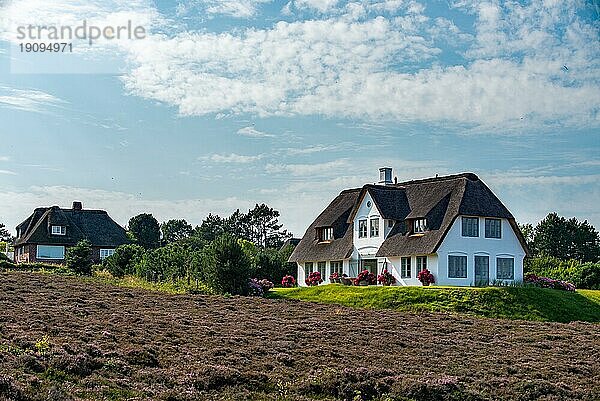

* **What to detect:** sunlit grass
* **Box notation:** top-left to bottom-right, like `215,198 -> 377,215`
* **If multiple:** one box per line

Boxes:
271,285 -> 600,323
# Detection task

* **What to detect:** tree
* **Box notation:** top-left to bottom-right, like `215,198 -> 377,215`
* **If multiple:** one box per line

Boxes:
201,233 -> 252,295
245,204 -> 292,248
161,219 -> 193,245
531,213 -> 599,262
103,244 -> 145,278
128,213 -> 160,249
66,240 -> 93,276
518,223 -> 535,251
195,213 -> 227,242
0,223 -> 12,243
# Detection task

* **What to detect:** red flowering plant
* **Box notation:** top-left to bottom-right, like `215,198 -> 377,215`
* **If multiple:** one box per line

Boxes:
377,269 -> 396,286
353,269 -> 376,286
329,272 -> 340,281
281,275 -> 296,288
305,271 -> 323,286
417,269 -> 435,286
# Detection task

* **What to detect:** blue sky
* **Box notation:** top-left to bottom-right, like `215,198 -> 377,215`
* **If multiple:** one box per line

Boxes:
0,0 -> 599,236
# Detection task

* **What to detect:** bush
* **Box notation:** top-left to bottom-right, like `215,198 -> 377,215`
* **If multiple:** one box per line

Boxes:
201,234 -> 252,295
281,275 -> 296,288
248,278 -> 273,297
305,271 -> 322,286
135,244 -> 197,282
377,269 -> 396,285
525,256 -> 600,289
524,274 -> 575,291
417,269 -> 435,286
66,240 -> 93,276
353,270 -> 376,286
102,244 -> 145,278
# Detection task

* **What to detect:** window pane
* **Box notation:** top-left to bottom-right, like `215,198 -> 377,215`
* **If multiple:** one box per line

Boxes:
318,262 -> 326,277
37,245 -> 65,259
370,218 -> 379,237
448,255 -> 467,278
359,220 -> 368,238
401,257 -> 411,278
305,262 -> 313,280
485,219 -> 501,238
496,258 -> 514,279
417,256 -> 427,272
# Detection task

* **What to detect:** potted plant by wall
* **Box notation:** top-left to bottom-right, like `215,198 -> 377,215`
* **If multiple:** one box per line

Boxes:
305,271 -> 323,286
281,275 -> 296,288
340,274 -> 353,286
329,272 -> 341,283
417,269 -> 435,286
377,269 -> 396,286
354,270 -> 376,286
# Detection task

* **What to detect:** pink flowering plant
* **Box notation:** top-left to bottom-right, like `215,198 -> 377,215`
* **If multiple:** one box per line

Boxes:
329,272 -> 340,281
524,274 -> 575,291
417,269 -> 435,286
305,271 -> 323,286
248,278 -> 274,296
377,269 -> 396,285
353,269 -> 376,285
281,275 -> 296,288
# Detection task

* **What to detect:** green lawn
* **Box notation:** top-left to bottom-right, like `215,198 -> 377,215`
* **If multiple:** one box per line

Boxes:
270,285 -> 600,323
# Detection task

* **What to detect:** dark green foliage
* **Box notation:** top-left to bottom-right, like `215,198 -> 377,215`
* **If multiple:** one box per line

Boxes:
0,223 -> 12,243
195,213 -> 227,242
254,247 -> 292,283
102,244 -> 145,278
529,213 -> 599,262
0,252 -> 10,263
160,219 -> 193,244
66,240 -> 93,276
136,244 -> 199,282
525,256 -> 600,289
201,234 -> 252,295
128,213 -> 160,249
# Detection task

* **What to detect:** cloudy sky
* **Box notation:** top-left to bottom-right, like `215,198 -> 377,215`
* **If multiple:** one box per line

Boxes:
0,0 -> 598,236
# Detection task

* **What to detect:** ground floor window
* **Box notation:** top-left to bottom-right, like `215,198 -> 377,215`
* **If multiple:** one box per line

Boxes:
448,255 -> 467,278
496,257 -> 514,280
400,257 -> 411,278
416,256 -> 427,272
304,262 -> 313,281
474,255 -> 490,285
317,262 -> 326,278
330,260 -> 343,275
36,245 -> 65,260
100,249 -> 115,260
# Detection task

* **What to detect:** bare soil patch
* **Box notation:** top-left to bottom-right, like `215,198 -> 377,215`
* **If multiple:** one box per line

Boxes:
0,273 -> 598,400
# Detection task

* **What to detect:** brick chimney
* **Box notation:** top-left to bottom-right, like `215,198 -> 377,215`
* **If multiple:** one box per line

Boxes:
72,201 -> 83,211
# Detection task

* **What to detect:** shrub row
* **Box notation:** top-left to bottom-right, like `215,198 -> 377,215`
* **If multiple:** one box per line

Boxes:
525,256 -> 600,289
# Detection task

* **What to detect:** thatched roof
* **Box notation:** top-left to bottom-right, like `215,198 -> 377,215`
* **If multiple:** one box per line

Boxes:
288,189 -> 360,263
289,173 -> 529,262
15,205 -> 129,248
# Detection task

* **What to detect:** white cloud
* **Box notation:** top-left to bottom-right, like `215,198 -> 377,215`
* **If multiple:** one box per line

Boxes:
176,0 -> 272,18
119,0 -> 599,131
236,126 -> 274,138
266,159 -> 350,176
0,170 -> 17,175
0,86 -> 66,113
204,153 -> 263,163
0,156 -> 9,162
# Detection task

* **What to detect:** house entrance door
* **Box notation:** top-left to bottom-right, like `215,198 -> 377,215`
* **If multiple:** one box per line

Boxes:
360,259 -> 378,277
474,256 -> 490,286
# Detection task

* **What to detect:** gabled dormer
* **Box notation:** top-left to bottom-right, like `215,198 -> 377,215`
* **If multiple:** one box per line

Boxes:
316,226 -> 334,243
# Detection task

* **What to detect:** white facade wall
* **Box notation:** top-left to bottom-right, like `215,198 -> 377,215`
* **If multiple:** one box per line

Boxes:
384,255 -> 439,286
435,216 -> 525,286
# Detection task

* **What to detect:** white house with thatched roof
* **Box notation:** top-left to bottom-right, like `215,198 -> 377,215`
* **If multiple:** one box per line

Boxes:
289,169 -> 529,287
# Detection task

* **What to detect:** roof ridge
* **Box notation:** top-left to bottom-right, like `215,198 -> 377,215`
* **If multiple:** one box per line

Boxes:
395,172 -> 478,187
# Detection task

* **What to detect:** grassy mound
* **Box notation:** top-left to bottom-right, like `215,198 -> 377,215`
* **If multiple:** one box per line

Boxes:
271,285 -> 600,323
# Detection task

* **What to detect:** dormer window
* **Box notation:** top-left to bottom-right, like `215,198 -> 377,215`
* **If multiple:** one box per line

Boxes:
317,227 -> 333,242
414,219 -> 427,234
358,219 -> 368,238
51,225 -> 66,235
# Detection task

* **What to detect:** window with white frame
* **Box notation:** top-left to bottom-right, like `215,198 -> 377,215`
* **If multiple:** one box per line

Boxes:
414,219 -> 427,233
100,249 -> 115,260
448,255 -> 467,278
36,245 -> 65,260
400,257 -> 411,278
358,219 -> 368,238
416,256 -> 427,272
317,227 -> 334,242
51,225 -> 66,235
304,262 -> 313,280
462,217 -> 479,237
330,261 -> 343,275
317,261 -> 326,278
496,257 -> 514,280
485,218 -> 502,239
370,218 -> 379,237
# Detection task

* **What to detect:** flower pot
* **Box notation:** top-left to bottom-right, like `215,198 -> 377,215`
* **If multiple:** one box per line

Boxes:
422,282 -> 430,286
359,280 -> 368,286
